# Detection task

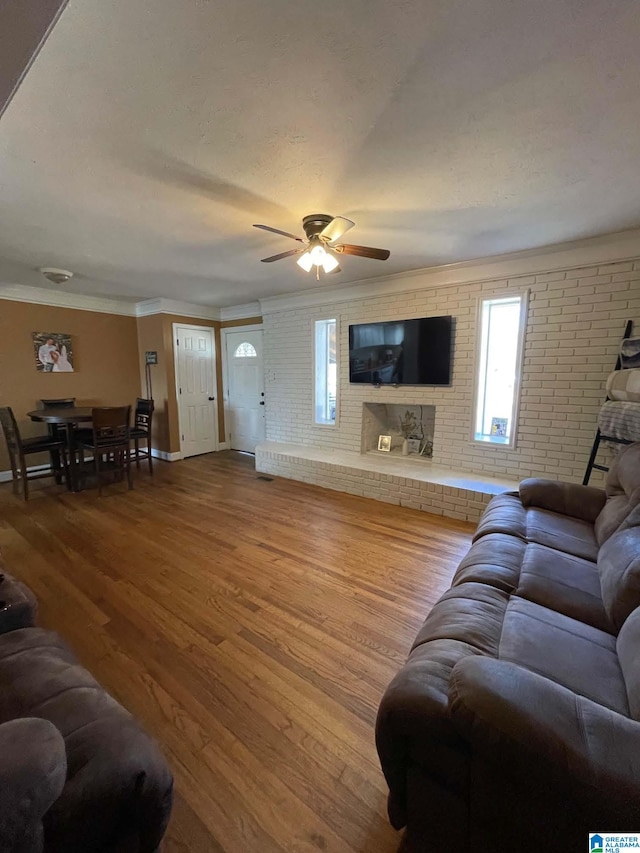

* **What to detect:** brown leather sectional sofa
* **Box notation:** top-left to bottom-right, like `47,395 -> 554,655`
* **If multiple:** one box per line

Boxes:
0,571 -> 173,852
376,442 -> 640,853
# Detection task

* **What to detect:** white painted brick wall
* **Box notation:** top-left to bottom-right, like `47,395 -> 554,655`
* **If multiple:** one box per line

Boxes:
264,259 -> 640,484
257,449 -> 496,522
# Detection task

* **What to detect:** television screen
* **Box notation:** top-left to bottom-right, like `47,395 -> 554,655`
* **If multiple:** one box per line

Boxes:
348,316 -> 453,385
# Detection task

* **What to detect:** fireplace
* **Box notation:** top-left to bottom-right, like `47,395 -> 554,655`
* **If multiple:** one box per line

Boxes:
361,403 -> 435,458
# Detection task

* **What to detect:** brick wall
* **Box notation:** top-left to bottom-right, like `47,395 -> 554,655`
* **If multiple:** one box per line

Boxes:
263,258 -> 640,484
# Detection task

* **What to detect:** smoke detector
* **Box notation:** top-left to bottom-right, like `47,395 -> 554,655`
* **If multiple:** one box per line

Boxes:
39,267 -> 74,285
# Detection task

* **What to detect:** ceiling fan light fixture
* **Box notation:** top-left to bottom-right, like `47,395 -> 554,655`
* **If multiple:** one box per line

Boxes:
255,214 -> 390,271
321,252 -> 339,273
309,243 -> 326,265
296,251 -> 314,272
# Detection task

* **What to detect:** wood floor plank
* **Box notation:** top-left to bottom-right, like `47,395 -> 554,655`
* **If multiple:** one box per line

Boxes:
0,451 -> 473,852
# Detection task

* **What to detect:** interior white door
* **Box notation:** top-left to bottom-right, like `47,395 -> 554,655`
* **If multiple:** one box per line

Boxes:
225,329 -> 265,453
175,325 -> 217,457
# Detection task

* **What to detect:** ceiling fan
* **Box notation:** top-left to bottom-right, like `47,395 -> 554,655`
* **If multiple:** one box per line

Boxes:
253,214 -> 390,278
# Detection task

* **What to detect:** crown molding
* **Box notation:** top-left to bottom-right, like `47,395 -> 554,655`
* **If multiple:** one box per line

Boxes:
0,284 -> 137,316
258,228 -> 640,315
220,302 -> 262,321
3,228 -> 639,321
135,297 -> 220,320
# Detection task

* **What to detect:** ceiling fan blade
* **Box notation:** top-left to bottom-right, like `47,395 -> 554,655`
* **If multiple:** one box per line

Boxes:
253,224 -> 305,243
260,249 -> 303,263
321,216 -> 355,243
335,244 -> 390,260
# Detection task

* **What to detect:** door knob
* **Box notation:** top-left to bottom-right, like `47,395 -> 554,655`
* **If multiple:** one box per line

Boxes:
208,396 -> 215,401
259,401 -> 265,405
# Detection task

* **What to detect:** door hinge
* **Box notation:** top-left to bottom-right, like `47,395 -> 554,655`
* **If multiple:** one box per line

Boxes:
179,387 -> 182,394
176,339 -> 179,345
182,434 -> 184,441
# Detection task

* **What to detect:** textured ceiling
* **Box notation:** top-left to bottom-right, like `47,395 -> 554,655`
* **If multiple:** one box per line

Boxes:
0,0 -> 640,307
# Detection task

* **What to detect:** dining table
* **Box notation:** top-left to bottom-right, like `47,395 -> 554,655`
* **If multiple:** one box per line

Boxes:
27,407 -> 93,492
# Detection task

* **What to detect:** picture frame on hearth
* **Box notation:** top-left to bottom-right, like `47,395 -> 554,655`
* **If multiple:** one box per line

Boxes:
378,434 -> 392,452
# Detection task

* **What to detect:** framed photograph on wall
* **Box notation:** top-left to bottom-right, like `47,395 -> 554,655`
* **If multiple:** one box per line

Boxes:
378,434 -> 392,452
33,332 -> 74,373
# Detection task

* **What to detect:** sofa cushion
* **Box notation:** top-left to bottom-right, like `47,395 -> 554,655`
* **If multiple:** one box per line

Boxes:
474,493 -> 598,561
473,493 -> 526,541
519,478 -> 606,522
599,526 -> 640,633
411,583 -> 508,657
524,509 -> 598,561
452,534 -> 525,594
515,544 -> 611,633
617,607 -> 640,720
498,598 -> 628,715
452,536 -> 611,632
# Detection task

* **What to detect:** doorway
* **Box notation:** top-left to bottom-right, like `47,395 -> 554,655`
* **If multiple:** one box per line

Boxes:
223,327 -> 265,453
173,324 -> 218,458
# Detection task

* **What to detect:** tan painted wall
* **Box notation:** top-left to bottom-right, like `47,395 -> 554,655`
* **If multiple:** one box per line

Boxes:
135,313 -> 170,452
0,298 -> 264,470
0,299 -> 140,469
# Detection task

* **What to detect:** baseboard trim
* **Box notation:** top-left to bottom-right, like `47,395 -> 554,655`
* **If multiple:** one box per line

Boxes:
217,442 -> 229,451
1,451 -> 181,480
0,463 -> 51,483
151,449 -> 182,462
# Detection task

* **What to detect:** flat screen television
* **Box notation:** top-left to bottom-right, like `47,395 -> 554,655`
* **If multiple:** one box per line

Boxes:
348,315 -> 453,385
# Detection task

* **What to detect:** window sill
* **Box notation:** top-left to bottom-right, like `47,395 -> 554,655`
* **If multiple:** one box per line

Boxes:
472,434 -> 515,450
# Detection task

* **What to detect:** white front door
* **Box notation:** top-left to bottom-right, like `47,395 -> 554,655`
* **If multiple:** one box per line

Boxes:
175,325 -> 217,457
225,329 -> 265,453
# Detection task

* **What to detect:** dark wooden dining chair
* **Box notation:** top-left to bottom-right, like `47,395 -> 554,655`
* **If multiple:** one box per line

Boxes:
76,407 -> 132,496
40,398 -> 77,481
130,398 -> 154,475
0,407 -> 68,501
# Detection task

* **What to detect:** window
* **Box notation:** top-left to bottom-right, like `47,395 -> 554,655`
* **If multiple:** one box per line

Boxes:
234,341 -> 257,358
314,319 -> 337,425
473,293 -> 527,447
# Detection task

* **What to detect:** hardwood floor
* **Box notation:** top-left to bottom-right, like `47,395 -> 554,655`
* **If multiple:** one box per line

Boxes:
0,452 -> 474,853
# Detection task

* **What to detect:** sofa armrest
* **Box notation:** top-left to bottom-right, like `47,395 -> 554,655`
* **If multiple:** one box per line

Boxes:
519,478 -> 606,523
0,718 -> 67,852
449,657 -> 640,806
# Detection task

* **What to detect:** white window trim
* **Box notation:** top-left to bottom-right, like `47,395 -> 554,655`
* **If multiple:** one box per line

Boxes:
313,317 -> 339,428
470,290 -> 528,450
